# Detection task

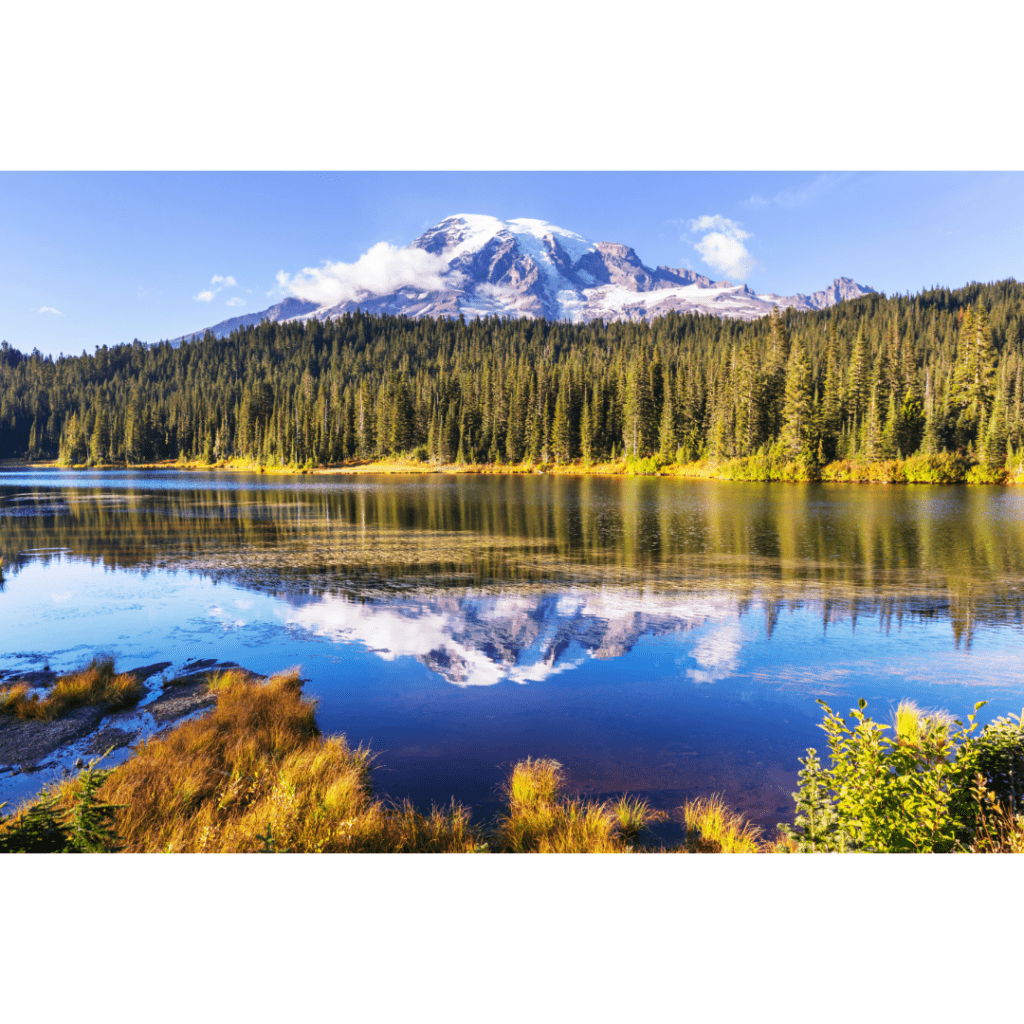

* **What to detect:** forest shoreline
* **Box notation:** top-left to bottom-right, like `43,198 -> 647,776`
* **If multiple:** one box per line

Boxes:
11,453 -> 1022,485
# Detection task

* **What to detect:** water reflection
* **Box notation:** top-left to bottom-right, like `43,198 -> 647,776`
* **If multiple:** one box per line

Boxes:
3,470 -> 1024,647
286,589 -> 731,687
3,470 -> 1024,829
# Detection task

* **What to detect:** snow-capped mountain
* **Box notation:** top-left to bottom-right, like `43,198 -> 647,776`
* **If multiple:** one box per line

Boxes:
174,214 -> 875,342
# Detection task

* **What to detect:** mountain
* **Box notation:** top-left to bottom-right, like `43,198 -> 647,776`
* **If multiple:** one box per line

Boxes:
173,214 -> 875,342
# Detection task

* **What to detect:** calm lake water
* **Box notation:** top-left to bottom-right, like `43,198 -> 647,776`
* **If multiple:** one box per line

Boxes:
3,468 -> 1024,832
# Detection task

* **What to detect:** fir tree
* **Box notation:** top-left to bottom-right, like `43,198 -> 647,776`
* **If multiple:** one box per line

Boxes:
780,340 -> 814,462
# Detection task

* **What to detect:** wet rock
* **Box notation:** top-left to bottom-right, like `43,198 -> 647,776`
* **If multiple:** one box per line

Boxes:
87,726 -> 136,755
147,681 -> 218,724
0,705 -> 107,767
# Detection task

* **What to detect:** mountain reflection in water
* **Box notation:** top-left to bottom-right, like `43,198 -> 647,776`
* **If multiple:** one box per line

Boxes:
285,590 -> 733,687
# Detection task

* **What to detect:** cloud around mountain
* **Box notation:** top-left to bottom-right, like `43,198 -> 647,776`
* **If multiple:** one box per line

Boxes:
276,242 -> 451,306
174,214 -> 874,343
687,215 -> 761,279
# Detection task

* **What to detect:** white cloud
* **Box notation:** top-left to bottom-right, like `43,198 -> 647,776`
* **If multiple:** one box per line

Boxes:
195,274 -> 239,302
276,242 -> 449,307
225,296 -> 245,307
38,306 -> 63,316
686,215 -> 760,280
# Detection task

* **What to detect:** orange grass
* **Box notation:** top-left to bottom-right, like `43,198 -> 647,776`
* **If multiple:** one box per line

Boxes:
93,669 -> 478,852
0,657 -> 144,721
4,670 -> 770,853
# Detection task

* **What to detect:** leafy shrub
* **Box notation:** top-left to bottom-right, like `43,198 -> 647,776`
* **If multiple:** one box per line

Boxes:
970,710 -> 1024,817
623,454 -> 661,476
902,452 -> 970,483
966,464 -> 1006,484
778,698 -> 1024,852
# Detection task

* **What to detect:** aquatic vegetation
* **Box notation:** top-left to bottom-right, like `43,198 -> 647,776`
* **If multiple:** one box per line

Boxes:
682,795 -> 763,853
0,678 -> 720,853
496,757 -> 637,853
0,657 -> 144,721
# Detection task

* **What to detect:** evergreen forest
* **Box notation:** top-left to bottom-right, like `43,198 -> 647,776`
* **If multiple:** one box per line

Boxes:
1,278 -> 1023,478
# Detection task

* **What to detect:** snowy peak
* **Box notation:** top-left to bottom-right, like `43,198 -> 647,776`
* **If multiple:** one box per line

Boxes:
756,277 -> 873,312
175,216 -> 876,342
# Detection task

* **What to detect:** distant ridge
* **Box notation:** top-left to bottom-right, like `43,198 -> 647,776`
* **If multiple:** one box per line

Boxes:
170,215 -> 875,344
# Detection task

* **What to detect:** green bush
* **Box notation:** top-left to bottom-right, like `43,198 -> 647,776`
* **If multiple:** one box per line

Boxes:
623,454 -> 660,476
780,698 -> 991,852
902,452 -> 970,483
971,711 -> 1024,817
966,464 -> 1006,484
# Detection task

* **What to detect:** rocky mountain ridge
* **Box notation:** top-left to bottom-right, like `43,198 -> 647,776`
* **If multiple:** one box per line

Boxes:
172,214 -> 875,343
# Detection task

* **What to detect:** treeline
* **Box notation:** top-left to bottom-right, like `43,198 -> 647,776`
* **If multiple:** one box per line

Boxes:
1,278 -> 1023,470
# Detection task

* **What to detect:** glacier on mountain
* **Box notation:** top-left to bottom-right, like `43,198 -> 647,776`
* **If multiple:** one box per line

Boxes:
172,214 -> 875,343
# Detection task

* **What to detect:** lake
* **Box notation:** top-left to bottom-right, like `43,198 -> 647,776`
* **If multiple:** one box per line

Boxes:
3,468 -> 1024,835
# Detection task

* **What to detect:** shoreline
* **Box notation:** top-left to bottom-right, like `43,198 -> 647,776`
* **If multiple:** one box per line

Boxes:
6,453 -> 1020,485
3,663 -> 1019,853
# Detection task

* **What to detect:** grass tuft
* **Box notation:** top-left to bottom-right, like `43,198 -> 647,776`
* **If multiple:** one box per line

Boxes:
613,795 -> 668,846
0,657 -> 145,721
496,757 -> 636,852
893,698 -> 955,746
682,795 -> 764,853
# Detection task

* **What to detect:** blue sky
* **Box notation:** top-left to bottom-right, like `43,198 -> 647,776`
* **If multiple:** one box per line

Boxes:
4,171 -> 1023,358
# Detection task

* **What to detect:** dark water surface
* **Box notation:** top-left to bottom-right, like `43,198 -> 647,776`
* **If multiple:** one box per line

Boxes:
2,469 -> 1024,831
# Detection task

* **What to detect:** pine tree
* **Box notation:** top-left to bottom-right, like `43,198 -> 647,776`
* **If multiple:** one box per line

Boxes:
983,401 -> 1008,470
622,359 -> 654,458
658,372 -> 677,460
953,305 -> 996,412
389,377 -> 413,455
580,389 -> 595,464
780,340 -> 814,462
846,323 -> 868,426
821,316 -> 843,460
89,403 -> 111,465
879,390 -> 899,459
551,376 -> 573,464
505,368 -> 526,464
